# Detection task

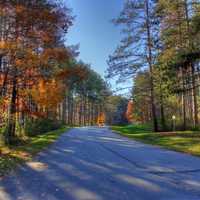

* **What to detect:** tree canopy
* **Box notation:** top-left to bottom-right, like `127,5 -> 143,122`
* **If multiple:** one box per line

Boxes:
0,0 -> 111,145
108,0 -> 200,131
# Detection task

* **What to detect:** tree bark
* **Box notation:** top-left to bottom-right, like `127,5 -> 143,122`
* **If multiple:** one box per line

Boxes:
184,0 -> 198,127
145,0 -> 158,132
160,94 -> 166,131
5,78 -> 17,145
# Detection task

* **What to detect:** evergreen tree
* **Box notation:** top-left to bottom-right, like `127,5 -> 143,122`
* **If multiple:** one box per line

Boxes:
107,0 -> 159,131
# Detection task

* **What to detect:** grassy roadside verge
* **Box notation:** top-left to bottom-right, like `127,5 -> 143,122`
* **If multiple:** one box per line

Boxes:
111,124 -> 200,157
0,126 -> 70,177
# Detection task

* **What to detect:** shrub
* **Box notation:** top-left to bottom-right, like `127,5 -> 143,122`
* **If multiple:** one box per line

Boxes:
25,118 -> 63,136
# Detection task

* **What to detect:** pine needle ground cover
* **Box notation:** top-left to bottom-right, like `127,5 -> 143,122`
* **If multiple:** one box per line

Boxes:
112,125 -> 200,157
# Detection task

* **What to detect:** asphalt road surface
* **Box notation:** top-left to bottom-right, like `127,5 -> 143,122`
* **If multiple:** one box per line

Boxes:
1,127 -> 200,200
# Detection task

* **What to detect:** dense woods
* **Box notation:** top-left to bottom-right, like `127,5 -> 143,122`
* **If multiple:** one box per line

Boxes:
108,0 -> 200,131
4,0 -> 200,147
0,0 -> 116,145
1,1 -> 200,197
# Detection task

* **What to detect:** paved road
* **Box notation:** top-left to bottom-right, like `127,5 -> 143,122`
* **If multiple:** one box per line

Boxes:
1,127 -> 200,200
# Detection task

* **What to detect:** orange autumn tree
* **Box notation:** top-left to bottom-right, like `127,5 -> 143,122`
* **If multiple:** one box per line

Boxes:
31,79 -> 65,117
97,112 -> 106,126
0,0 -> 110,145
126,100 -> 134,123
0,0 -> 73,144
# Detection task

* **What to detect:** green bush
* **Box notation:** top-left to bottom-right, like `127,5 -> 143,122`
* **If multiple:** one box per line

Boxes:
191,126 -> 200,132
0,125 -> 7,139
0,127 -> 5,135
25,118 -> 63,136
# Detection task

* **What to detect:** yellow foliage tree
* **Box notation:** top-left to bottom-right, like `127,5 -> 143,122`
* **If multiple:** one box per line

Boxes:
97,112 -> 105,127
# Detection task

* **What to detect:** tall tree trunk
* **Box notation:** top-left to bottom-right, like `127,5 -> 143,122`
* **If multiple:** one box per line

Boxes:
67,94 -> 71,125
92,102 -> 95,126
62,94 -> 67,124
184,0 -> 198,127
145,0 -> 158,132
5,78 -> 17,145
191,63 -> 198,127
85,98 -> 88,126
181,68 -> 187,130
160,94 -> 166,131
182,93 -> 186,130
79,98 -> 82,126
70,95 -> 74,125
73,99 -> 76,125
83,96 -> 86,126
89,100 -> 92,125
0,68 -> 9,97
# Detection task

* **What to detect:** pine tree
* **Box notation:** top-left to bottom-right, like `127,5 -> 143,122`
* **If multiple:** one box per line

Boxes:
107,0 -> 159,131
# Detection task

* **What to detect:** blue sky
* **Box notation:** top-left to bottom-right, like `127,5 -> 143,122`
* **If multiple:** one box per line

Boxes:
66,0 -> 123,77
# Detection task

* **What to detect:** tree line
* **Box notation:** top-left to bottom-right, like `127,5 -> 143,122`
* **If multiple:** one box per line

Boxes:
0,0 -> 115,145
107,0 -> 200,131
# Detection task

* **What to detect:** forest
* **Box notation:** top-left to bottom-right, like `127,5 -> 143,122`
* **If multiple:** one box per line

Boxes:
2,0 -> 200,147
0,0 -> 129,147
1,1 -> 200,199
108,0 -> 200,132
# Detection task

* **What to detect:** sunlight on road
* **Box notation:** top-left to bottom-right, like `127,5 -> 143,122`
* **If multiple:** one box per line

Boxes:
26,162 -> 48,172
116,174 -> 161,192
98,137 -> 125,142
73,188 -> 102,200
0,187 -> 10,200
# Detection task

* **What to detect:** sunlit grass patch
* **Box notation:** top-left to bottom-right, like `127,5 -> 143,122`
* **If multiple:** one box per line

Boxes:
0,126 -> 70,176
112,125 -> 200,156
112,124 -> 152,135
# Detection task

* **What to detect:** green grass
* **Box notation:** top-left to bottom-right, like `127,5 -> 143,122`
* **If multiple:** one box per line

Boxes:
112,124 -> 200,157
0,126 -> 70,177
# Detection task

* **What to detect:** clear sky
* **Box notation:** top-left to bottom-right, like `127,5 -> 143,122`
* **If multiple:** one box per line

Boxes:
66,0 -> 123,77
